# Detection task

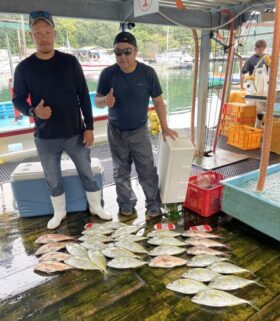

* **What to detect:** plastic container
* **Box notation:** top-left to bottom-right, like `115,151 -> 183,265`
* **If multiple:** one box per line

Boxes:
11,158 -> 103,217
227,125 -> 263,150
157,129 -> 195,204
184,171 -> 224,217
222,102 -> 256,118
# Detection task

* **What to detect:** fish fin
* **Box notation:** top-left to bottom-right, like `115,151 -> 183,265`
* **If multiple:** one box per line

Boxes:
254,278 -> 266,288
247,300 -> 260,312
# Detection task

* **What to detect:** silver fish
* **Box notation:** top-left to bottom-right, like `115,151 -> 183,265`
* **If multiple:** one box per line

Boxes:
78,234 -> 111,243
81,241 -> 111,251
107,257 -> 147,269
38,251 -> 72,262
187,254 -> 228,267
182,230 -> 222,239
114,241 -> 148,254
114,234 -> 147,243
35,234 -> 75,244
147,230 -> 181,238
191,289 -> 257,309
182,268 -> 221,282
102,247 -> 139,259
103,221 -> 127,230
111,226 -> 140,238
209,262 -> 249,274
88,250 -> 107,274
185,237 -> 230,249
149,245 -> 185,257
64,256 -> 101,270
34,261 -> 72,274
35,242 -> 69,256
66,243 -> 89,259
149,256 -> 187,268
166,278 -> 208,294
186,246 -> 229,256
148,236 -> 186,247
82,228 -> 113,236
209,275 -> 263,291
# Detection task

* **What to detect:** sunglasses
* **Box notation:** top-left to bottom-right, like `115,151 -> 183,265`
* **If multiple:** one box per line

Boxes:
114,48 -> 133,57
29,11 -> 54,26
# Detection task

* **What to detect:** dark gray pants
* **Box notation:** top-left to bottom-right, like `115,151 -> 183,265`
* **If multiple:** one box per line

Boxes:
108,123 -> 161,211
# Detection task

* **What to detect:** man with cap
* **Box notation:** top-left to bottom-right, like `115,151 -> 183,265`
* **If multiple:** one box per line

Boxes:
13,11 -> 112,229
95,31 -> 178,218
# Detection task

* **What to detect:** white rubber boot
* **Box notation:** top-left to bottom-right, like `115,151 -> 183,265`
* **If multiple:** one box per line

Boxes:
86,191 -> 112,220
47,193 -> 67,229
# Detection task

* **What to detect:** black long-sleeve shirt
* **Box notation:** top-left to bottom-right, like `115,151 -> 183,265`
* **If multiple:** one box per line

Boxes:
13,50 -> 93,139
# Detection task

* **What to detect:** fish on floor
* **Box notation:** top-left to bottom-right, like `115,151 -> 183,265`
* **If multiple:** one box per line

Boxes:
147,230 -> 181,238
88,250 -> 107,274
182,230 -> 222,239
186,254 -> 228,267
107,257 -> 147,269
34,261 -> 72,274
182,268 -> 221,282
66,243 -> 89,259
64,256 -> 101,270
149,256 -> 187,268
149,245 -> 185,256
184,237 -> 230,249
35,242 -> 70,256
166,278 -> 208,295
209,262 -> 250,274
114,241 -> 148,254
148,236 -> 186,247
38,251 -> 72,262
35,234 -> 76,244
102,247 -> 139,259
186,246 -> 229,256
191,289 -> 259,310
208,275 -> 264,290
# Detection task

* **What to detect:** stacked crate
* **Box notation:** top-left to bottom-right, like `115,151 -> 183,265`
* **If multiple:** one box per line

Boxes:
220,102 -> 256,137
271,116 -> 280,154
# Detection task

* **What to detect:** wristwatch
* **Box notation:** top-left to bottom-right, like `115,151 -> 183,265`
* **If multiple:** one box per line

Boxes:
28,107 -> 37,118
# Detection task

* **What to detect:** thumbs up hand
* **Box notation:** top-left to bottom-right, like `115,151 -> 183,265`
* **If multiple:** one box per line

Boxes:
105,88 -> 115,108
34,99 -> 52,119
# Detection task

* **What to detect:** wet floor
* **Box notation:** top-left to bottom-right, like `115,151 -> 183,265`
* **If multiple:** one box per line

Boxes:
1,179 -> 280,321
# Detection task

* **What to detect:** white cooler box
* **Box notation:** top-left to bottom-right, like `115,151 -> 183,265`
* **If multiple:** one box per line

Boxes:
157,130 -> 194,204
11,158 -> 103,217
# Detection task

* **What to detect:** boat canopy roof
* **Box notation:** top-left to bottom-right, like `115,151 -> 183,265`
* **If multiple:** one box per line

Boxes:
0,0 -> 276,30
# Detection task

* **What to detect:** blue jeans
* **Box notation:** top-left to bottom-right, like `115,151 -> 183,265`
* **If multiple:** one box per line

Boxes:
34,134 -> 99,196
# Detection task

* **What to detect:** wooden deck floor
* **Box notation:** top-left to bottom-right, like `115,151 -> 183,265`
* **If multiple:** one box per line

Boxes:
0,180 -> 280,321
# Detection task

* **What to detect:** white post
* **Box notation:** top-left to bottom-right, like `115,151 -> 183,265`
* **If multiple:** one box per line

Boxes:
196,30 -> 211,157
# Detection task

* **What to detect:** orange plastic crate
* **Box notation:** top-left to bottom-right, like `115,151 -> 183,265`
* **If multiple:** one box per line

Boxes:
228,125 -> 263,150
222,103 -> 256,118
221,114 -> 256,124
184,171 -> 224,217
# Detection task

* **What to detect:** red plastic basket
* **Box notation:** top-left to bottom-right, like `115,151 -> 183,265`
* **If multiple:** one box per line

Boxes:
184,171 -> 224,217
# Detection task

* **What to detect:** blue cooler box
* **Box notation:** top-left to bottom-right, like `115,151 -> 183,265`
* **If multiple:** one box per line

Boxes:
11,158 -> 103,217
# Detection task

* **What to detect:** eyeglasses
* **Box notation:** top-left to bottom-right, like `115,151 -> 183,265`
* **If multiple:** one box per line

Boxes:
29,11 -> 54,26
114,48 -> 133,57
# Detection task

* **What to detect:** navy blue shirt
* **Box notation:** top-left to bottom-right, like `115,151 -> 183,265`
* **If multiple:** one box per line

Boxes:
97,62 -> 162,131
242,54 -> 268,75
13,50 -> 93,139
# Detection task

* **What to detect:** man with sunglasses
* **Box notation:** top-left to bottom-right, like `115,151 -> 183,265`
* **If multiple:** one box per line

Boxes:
12,11 -> 112,229
95,32 -> 178,218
